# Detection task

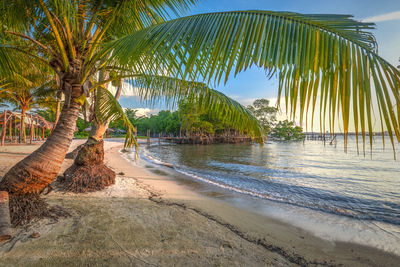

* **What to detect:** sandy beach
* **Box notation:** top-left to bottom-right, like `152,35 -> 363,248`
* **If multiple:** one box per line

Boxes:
0,140 -> 399,266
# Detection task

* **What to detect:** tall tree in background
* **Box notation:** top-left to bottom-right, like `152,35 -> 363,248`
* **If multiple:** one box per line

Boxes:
271,120 -> 305,141
247,99 -> 277,133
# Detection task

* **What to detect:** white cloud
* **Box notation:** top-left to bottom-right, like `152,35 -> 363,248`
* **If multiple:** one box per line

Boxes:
363,11 -> 400,22
126,107 -> 158,117
108,80 -> 140,97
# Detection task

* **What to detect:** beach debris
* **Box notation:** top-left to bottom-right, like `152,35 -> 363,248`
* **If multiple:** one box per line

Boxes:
8,193 -> 70,227
162,163 -> 174,168
0,191 -> 12,242
118,172 -> 125,176
30,232 -> 40,238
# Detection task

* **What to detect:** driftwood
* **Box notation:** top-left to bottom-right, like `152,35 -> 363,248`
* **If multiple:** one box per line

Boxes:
0,191 -> 11,241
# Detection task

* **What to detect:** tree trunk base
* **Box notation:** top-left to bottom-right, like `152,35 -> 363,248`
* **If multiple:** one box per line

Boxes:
9,194 -> 69,227
65,144 -> 84,159
0,191 -> 11,241
60,164 -> 115,193
59,139 -> 116,193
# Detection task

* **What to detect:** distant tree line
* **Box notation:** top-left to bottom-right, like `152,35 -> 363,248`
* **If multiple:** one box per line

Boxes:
109,98 -> 305,141
35,97 -> 306,141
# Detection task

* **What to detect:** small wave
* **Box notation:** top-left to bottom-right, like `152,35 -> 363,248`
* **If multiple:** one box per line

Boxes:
142,152 -> 174,168
140,149 -> 400,225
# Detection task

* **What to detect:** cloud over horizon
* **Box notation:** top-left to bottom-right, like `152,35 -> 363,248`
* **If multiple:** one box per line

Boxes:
363,11 -> 400,22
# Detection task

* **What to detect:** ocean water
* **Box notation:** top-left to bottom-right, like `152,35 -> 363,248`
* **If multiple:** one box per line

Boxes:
136,137 -> 400,255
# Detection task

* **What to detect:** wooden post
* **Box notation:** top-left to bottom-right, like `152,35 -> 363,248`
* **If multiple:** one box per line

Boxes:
8,114 -> 11,141
0,191 -> 11,242
30,115 -> 34,144
35,117 -> 38,140
14,115 -> 17,142
42,127 -> 45,139
147,129 -> 150,143
1,112 -> 7,146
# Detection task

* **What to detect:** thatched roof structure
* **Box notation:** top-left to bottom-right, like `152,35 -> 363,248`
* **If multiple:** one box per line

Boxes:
0,111 -> 53,130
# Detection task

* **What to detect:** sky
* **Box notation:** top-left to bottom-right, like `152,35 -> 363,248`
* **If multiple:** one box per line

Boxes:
118,0 -> 400,130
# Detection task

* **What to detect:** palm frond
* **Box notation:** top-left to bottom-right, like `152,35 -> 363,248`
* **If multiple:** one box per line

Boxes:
110,10 -> 400,153
95,86 -> 138,150
128,75 -> 264,140
0,0 -> 38,32
101,0 -> 198,35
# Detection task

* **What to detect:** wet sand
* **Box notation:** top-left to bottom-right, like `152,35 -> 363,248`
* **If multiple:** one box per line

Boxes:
0,140 -> 399,266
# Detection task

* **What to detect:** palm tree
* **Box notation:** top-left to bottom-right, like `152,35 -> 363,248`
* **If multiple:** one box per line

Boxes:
0,2 -> 398,201
62,72 -> 263,192
0,73 -> 56,143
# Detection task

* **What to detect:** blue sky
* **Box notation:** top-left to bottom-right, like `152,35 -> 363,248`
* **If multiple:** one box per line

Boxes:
119,0 -> 400,121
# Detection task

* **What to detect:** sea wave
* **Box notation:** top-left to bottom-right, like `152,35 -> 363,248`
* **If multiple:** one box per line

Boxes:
141,149 -> 400,225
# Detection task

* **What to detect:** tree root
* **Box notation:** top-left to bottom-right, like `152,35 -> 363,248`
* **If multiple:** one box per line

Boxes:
59,164 -> 116,193
9,194 -> 70,227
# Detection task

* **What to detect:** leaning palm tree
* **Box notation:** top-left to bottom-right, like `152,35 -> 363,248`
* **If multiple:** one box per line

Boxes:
0,1 -> 398,214
62,72 -> 262,192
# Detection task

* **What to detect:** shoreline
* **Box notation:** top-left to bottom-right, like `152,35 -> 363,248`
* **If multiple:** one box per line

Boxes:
0,140 -> 399,266
119,142 -> 400,266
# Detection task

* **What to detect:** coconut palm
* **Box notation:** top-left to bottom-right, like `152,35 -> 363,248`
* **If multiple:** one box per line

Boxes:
0,72 -> 57,143
0,1 -> 399,200
62,72 -> 260,192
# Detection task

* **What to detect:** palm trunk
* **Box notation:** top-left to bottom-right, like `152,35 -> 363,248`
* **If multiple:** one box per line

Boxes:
0,191 -> 11,241
0,96 -> 81,195
61,80 -> 123,192
60,122 -> 115,193
53,91 -> 62,130
19,109 -> 26,143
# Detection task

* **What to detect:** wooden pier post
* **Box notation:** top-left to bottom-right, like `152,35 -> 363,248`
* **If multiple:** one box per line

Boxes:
0,191 -> 11,242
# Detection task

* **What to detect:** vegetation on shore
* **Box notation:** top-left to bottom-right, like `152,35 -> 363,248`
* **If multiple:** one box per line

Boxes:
104,98 -> 310,143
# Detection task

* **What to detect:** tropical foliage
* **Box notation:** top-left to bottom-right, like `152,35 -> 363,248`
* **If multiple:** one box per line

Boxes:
179,101 -> 233,136
133,110 -> 181,136
0,69 -> 57,142
270,120 -> 305,141
247,99 -> 277,133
